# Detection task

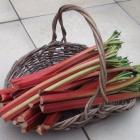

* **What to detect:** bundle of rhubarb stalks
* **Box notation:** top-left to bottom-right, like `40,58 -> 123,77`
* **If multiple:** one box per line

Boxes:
0,31 -> 140,135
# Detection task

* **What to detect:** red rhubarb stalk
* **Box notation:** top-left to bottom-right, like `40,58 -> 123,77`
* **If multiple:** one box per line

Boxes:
40,76 -> 140,103
0,65 -> 99,121
12,119 -> 21,126
12,56 -> 99,92
56,77 -> 95,91
40,92 -> 140,113
0,61 -> 132,117
40,80 -> 99,104
12,88 -> 31,99
36,112 -> 61,135
7,106 -> 28,121
1,65 -> 135,121
17,108 -> 40,122
21,114 -> 46,133
20,112 -> 43,128
11,47 -> 96,89
0,101 -> 11,107
28,99 -> 40,108
79,66 -> 134,81
56,66 -> 134,91
0,87 -> 17,101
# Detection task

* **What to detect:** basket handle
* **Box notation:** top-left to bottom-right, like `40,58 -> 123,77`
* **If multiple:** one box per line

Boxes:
51,4 -> 108,105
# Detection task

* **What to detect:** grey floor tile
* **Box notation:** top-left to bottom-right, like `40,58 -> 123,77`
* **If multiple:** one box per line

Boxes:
85,3 -> 140,65
119,0 -> 140,24
0,0 -> 18,23
11,0 -> 114,18
0,121 -> 87,140
22,13 -> 90,47
0,21 -> 34,88
22,11 -> 95,47
84,102 -> 140,140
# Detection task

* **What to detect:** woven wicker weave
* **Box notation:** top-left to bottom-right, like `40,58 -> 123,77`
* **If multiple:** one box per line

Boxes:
5,5 -> 136,130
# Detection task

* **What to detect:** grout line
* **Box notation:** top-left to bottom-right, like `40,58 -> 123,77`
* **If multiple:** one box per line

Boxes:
17,2 -> 116,21
8,0 -> 37,48
20,21 -> 37,48
82,127 -> 91,140
85,1 -> 116,10
0,19 -> 19,24
0,0 -> 132,24
9,0 -> 20,20
21,13 -> 56,21
114,0 -> 140,25
0,1 -> 124,23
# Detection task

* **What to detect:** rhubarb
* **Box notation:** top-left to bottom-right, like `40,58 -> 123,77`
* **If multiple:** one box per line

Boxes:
0,30 -> 139,135
0,35 -> 124,120
11,31 -> 119,89
40,75 -> 140,103
17,108 -> 40,122
36,112 -> 61,135
40,92 -> 140,113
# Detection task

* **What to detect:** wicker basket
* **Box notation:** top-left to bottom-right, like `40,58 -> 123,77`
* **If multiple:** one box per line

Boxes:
4,5 -> 136,130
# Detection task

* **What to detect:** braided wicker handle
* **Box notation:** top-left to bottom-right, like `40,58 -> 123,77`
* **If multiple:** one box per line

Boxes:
51,5 -> 108,105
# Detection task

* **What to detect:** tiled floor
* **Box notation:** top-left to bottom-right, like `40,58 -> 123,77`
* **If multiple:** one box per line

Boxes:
0,0 -> 18,23
10,0 -> 114,18
0,0 -> 140,140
